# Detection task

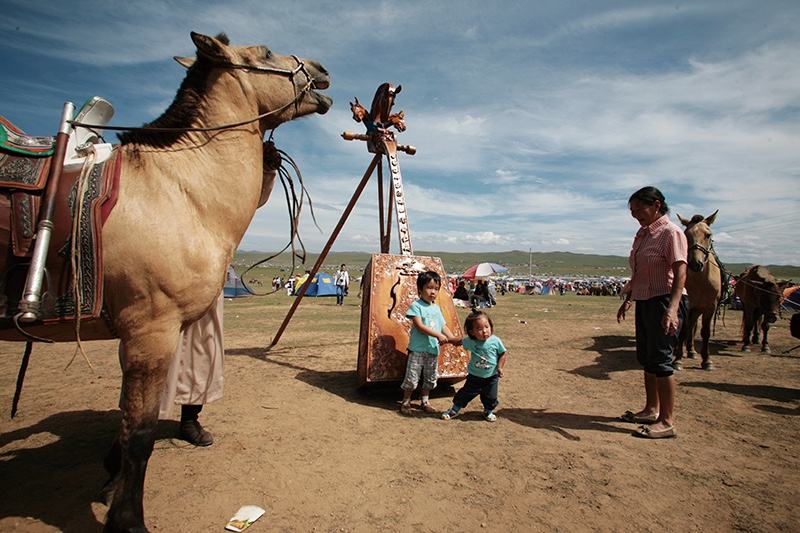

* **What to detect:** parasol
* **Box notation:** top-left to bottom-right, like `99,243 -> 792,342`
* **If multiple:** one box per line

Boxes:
461,262 -> 509,280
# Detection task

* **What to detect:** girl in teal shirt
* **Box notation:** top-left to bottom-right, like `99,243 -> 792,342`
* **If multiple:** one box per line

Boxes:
442,310 -> 507,422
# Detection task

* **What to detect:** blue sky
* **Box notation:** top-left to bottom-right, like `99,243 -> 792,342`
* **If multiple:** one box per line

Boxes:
2,0 -> 798,264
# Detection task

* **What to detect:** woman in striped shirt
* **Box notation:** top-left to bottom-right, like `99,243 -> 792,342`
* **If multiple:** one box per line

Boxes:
617,186 -> 688,439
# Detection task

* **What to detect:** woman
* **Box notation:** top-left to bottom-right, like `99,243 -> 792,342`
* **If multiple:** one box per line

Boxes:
335,264 -> 350,306
617,186 -> 687,439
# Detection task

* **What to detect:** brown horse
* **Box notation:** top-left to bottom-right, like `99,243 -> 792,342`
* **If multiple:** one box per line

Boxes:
675,211 -> 722,370
3,32 -> 331,532
734,265 -> 788,353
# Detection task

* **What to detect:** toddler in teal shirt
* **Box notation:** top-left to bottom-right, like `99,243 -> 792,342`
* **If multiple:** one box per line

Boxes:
442,310 -> 507,422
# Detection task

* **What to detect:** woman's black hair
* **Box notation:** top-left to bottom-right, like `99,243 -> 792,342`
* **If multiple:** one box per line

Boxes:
464,310 -> 493,340
629,186 -> 669,214
416,270 -> 442,292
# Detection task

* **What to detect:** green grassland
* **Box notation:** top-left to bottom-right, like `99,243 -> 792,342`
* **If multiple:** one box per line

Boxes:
235,249 -> 800,283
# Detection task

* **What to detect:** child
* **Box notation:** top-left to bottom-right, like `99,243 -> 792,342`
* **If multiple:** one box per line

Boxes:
442,310 -> 507,422
400,271 -> 457,415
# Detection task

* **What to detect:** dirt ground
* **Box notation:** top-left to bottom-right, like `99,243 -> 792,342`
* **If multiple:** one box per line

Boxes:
1,293 -> 799,532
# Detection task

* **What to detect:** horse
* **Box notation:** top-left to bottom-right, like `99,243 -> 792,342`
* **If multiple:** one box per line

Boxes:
2,32 -> 331,532
734,265 -> 788,354
675,211 -> 722,370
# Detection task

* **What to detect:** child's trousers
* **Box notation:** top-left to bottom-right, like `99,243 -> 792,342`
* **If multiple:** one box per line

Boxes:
452,373 -> 499,412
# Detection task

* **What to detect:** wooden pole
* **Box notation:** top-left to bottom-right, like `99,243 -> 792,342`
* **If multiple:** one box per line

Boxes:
11,342 -> 33,417
266,153 -> 382,350
377,160 -> 386,253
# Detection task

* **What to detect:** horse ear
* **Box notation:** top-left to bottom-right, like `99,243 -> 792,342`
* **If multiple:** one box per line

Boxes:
676,213 -> 690,227
174,56 -> 195,69
190,31 -> 229,62
705,209 -> 719,226
395,84 -> 402,94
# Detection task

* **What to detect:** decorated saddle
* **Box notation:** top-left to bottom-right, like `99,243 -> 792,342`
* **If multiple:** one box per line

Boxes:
0,97 -> 120,328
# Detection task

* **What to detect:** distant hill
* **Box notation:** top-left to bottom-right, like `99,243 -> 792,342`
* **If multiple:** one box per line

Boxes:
236,249 -> 800,280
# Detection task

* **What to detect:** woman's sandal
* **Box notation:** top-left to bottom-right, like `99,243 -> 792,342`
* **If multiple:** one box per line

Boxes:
620,410 -> 659,424
633,424 -> 676,439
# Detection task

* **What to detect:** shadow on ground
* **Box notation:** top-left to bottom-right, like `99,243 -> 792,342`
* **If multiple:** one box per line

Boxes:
683,381 -> 800,411
0,410 -> 199,531
226,346 -> 456,412
569,335 -> 639,380
0,409 -> 116,532
500,408 -> 632,441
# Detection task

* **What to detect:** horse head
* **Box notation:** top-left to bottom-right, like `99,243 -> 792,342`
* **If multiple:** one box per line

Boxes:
350,97 -> 369,122
678,210 -> 718,273
195,32 -> 331,127
369,83 -> 401,125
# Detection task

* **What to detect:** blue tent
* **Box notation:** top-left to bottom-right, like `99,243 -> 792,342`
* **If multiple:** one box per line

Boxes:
223,265 -> 252,298
297,272 -> 337,297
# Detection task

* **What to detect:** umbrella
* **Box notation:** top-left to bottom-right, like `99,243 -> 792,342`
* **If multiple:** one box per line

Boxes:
461,262 -> 509,279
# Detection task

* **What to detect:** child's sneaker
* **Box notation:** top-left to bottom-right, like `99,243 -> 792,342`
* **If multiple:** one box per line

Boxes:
441,408 -> 460,420
399,403 -> 413,415
484,411 -> 497,422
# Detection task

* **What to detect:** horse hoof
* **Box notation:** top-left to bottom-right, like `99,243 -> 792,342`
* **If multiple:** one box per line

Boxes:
742,346 -> 751,353
687,353 -> 696,359
701,362 -> 713,370
673,361 -> 683,371
762,347 -> 771,354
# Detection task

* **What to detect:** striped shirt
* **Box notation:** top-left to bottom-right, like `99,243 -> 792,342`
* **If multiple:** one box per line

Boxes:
625,214 -> 687,301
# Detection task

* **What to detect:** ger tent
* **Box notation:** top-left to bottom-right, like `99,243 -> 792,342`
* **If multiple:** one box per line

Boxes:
296,272 -> 337,297
223,265 -> 251,298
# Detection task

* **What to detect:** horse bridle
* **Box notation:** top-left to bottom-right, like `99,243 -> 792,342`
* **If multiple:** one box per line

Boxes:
70,55 -> 318,134
220,55 -> 315,117
688,241 -> 713,266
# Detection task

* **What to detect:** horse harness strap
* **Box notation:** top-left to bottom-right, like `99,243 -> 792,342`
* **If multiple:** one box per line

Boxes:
70,56 -> 315,135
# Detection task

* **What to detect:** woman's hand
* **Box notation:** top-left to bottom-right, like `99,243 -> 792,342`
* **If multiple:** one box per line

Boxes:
617,300 -> 632,323
662,307 -> 680,336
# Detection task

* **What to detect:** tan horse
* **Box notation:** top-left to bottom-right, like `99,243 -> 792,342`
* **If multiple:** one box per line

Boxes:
675,211 -> 722,370
5,32 -> 330,532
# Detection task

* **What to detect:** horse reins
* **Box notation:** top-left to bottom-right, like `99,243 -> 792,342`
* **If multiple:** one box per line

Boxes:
68,55 -> 317,134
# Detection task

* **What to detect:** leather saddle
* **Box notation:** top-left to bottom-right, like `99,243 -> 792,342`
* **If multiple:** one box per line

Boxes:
0,96 -> 119,325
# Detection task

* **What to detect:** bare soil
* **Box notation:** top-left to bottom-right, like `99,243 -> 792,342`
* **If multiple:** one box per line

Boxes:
1,294 -> 799,532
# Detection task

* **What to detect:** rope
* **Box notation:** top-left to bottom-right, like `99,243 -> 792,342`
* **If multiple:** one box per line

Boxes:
69,80 -> 314,135
65,151 -> 96,371
240,146 -> 321,296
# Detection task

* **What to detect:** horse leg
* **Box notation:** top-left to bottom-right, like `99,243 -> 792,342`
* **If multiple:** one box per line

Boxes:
741,310 -> 751,352
700,310 -> 713,370
105,331 -> 176,533
101,438 -> 122,506
761,320 -> 771,354
751,311 -> 762,347
674,311 -> 687,370
686,308 -> 700,359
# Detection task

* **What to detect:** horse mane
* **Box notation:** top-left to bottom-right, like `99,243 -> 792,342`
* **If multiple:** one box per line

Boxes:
683,214 -> 705,229
118,33 -> 230,147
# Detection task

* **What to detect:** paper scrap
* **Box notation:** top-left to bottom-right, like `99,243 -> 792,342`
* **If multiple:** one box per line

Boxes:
225,505 -> 266,532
